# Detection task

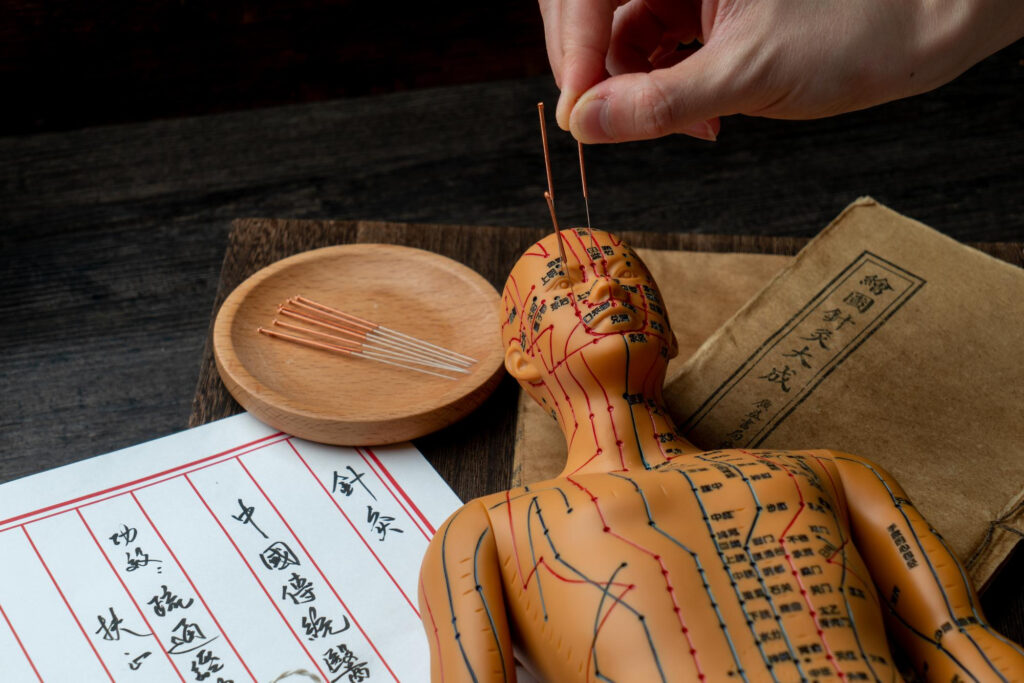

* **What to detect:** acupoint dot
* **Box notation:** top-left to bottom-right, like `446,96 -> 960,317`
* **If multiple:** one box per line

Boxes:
654,555 -> 661,561
603,526 -> 610,532
607,406 -> 614,412
690,649 -> 697,655
589,413 -> 595,419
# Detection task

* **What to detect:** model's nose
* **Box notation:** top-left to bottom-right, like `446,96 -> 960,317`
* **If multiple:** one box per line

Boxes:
587,276 -> 626,302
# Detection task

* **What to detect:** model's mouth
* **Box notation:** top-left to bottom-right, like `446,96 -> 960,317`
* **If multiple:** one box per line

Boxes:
582,301 -> 639,329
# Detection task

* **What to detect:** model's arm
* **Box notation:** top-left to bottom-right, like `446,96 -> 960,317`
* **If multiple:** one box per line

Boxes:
834,451 -> 1024,680
418,499 -> 516,682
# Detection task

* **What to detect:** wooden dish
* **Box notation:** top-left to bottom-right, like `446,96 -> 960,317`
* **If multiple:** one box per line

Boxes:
213,244 -> 505,445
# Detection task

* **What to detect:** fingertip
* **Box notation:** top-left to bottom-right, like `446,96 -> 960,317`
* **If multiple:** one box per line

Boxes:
555,91 -> 575,131
568,93 -> 612,144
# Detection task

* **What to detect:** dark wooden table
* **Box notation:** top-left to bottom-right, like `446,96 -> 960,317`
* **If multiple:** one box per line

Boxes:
2,43 -> 1023,647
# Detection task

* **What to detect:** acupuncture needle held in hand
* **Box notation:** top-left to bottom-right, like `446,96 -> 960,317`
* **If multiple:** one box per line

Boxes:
537,102 -> 568,271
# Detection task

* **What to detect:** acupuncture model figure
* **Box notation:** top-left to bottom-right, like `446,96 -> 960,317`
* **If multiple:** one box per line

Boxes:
418,228 -> 1024,682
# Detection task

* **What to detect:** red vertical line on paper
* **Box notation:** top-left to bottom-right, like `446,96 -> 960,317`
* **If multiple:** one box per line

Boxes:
20,525 -> 115,682
0,594 -> 43,682
179,474 -> 329,683
361,448 -> 436,537
233,456 -> 401,683
128,490 -> 258,683
0,433 -> 289,531
420,587 -> 445,683
75,509 -> 186,682
286,439 -> 420,618
356,449 -> 429,541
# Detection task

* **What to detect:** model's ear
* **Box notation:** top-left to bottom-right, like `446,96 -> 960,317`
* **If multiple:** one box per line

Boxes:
668,330 -> 679,360
504,344 -> 542,382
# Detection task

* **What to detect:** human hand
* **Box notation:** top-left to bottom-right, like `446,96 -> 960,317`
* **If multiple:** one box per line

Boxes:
540,0 -> 1024,143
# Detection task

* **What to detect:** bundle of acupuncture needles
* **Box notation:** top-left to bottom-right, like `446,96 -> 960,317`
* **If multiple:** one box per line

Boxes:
257,296 -> 476,380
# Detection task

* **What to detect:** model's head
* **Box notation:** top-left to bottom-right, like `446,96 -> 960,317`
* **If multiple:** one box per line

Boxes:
500,228 -> 677,413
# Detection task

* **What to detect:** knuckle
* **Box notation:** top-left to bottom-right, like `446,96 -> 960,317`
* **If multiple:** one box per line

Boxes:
630,81 -> 675,137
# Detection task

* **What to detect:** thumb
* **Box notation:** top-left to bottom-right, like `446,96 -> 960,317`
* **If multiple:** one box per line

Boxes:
568,44 -> 742,143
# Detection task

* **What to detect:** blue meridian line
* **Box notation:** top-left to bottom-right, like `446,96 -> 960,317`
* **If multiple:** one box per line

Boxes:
489,486 -> 573,511
788,456 -> 884,683
885,607 -> 979,682
674,468 -> 779,682
621,335 -> 650,470
533,500 -> 666,681
525,497 -> 549,620
835,456 -> 999,680
440,510 -> 480,682
473,528 -> 509,683
931,528 -> 1024,660
591,561 -> 629,683
697,455 -> 803,681
608,472 -> 747,682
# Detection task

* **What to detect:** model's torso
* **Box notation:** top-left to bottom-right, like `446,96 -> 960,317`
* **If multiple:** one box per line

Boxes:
482,449 -> 900,682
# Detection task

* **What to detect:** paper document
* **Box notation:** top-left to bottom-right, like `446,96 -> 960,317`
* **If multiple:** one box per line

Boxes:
0,413 -> 461,682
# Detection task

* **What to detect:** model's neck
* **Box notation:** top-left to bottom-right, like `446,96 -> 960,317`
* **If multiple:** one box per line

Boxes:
553,389 -> 700,476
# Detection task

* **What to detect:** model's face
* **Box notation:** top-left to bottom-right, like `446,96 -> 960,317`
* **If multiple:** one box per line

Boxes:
501,228 -> 675,378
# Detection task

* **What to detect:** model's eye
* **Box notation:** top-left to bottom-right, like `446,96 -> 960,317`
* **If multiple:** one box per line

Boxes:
615,268 -> 636,279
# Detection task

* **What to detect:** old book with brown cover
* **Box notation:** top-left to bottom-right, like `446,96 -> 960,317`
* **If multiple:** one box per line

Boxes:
663,197 -> 1023,586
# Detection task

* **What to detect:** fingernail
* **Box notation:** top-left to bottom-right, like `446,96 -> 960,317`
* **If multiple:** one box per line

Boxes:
571,95 -> 611,143
681,120 -> 717,142
555,90 -> 574,131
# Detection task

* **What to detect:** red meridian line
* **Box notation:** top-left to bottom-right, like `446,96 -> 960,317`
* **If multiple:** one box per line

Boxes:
286,439 -> 420,618
20,525 -> 115,682
505,490 -> 527,589
638,358 -> 670,461
233,456 -> 400,683
526,557 -> 627,589
179,474 -> 328,682
743,451 -> 844,679
75,509 -> 186,682
362,448 -> 435,537
808,456 -> 881,607
579,352 -> 625,469
0,433 -> 289,530
0,587 -> 43,681
586,584 -> 636,683
128,489 -> 260,682
522,242 -> 550,258
570,229 -> 606,280
562,238 -> 587,283
420,586 -> 446,683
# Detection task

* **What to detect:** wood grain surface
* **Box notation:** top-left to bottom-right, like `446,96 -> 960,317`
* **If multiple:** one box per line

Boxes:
212,243 -> 505,444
